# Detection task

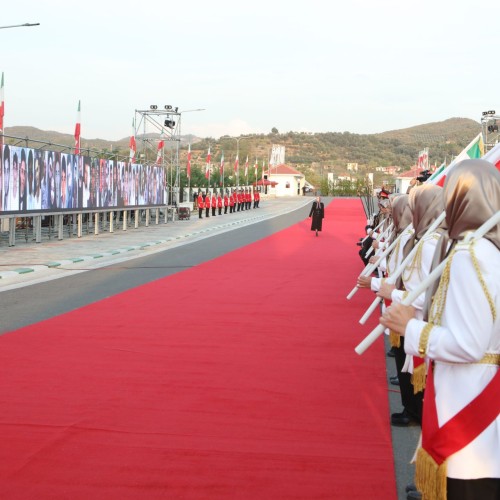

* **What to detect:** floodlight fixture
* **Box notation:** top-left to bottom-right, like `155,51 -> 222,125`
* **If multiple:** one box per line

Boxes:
150,105 -> 158,110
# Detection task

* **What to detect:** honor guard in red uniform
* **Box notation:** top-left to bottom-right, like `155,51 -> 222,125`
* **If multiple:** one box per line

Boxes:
223,192 -> 229,214
204,191 -> 211,217
197,191 -> 204,218
217,192 -> 223,215
229,190 -> 235,213
237,190 -> 243,211
211,192 -> 217,216
246,189 -> 251,209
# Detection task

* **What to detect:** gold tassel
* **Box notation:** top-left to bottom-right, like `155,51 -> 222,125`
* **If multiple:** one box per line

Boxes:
411,363 -> 426,394
389,330 -> 401,348
415,447 -> 447,500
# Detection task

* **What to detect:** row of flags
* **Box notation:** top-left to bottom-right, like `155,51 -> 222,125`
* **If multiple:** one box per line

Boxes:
200,147 -> 264,182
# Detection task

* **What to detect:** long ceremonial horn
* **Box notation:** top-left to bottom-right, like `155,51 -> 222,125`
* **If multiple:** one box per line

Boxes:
354,210 -> 500,355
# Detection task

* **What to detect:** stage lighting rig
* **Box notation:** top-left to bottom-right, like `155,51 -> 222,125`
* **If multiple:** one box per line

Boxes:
164,119 -> 176,129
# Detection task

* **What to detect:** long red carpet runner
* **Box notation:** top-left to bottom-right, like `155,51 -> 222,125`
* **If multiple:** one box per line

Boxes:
0,198 -> 396,499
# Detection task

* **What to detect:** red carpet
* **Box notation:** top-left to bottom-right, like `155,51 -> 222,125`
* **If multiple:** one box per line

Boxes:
0,198 -> 396,499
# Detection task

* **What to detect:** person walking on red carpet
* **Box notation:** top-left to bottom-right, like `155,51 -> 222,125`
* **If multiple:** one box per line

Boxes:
309,196 -> 324,236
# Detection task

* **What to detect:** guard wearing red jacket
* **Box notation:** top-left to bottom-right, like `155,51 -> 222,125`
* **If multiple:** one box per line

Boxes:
204,191 -> 211,217
197,191 -> 204,218
217,192 -> 223,215
246,189 -> 251,209
223,192 -> 229,214
229,190 -> 235,213
254,189 -> 260,208
211,192 -> 217,216
237,190 -> 244,211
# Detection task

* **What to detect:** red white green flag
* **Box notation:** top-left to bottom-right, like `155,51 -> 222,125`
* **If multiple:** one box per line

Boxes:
205,147 -> 211,179
483,141 -> 500,171
254,158 -> 258,178
156,138 -> 165,165
234,154 -> 239,173
244,155 -> 248,177
74,100 -> 81,155
219,151 -> 224,186
129,118 -> 136,163
429,133 -> 485,186
262,160 -> 265,181
0,72 -> 4,133
187,143 -> 192,179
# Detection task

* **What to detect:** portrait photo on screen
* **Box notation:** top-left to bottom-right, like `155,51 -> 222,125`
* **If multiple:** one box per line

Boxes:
32,150 -> 42,210
19,148 -> 27,211
9,147 -> 20,212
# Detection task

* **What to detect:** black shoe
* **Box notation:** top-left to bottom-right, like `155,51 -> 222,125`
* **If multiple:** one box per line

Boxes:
391,409 -> 418,427
387,347 -> 396,357
407,490 -> 422,500
405,484 -> 417,493
390,376 -> 399,386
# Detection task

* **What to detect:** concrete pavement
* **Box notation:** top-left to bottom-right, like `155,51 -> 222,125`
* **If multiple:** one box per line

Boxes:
0,198 -> 311,289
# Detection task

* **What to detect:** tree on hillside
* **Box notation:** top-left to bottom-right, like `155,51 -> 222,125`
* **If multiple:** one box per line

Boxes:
271,127 -> 278,134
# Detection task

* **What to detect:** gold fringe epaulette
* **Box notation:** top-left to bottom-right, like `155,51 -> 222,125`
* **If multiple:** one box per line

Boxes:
389,330 -> 401,348
411,363 -> 426,394
415,447 -> 447,500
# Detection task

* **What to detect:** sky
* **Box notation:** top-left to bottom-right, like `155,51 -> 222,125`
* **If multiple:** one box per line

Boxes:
2,0 -> 499,142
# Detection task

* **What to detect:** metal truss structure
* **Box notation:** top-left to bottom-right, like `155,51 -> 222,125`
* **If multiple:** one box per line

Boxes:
134,105 -> 181,205
481,109 -> 500,152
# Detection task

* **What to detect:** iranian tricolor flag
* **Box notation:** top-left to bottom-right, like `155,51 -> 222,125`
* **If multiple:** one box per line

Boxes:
483,141 -> 500,171
129,118 -> 137,163
74,100 -> 81,155
234,154 -> 239,173
262,160 -> 265,181
220,151 -> 224,178
156,139 -> 165,165
0,72 -> 5,133
244,155 -> 248,177
429,133 -> 484,186
254,158 -> 258,178
187,144 -> 192,179
205,147 -> 211,179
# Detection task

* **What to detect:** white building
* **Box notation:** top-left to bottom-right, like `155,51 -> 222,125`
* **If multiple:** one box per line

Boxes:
394,167 -> 423,194
266,164 -> 305,197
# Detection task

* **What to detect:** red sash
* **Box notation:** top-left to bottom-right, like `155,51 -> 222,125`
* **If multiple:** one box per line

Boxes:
422,363 -> 500,464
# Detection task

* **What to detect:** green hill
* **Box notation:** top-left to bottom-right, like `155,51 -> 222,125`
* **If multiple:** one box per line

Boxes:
4,118 -> 482,188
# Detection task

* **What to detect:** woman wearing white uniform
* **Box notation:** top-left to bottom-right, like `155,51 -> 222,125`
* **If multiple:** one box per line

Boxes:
381,159 -> 500,500
378,184 -> 445,426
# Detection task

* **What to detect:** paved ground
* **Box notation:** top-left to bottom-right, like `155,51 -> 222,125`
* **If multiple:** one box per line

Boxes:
0,198 -> 311,289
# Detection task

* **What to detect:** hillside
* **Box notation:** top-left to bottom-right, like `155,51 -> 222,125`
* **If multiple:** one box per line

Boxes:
4,118 -> 482,187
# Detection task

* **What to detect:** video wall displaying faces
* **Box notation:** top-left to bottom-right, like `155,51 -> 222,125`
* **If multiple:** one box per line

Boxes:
0,144 -> 166,215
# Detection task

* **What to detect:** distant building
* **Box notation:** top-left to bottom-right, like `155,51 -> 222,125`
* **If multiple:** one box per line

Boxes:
328,172 -> 355,183
395,166 -> 424,194
266,164 -> 305,197
375,166 -> 401,175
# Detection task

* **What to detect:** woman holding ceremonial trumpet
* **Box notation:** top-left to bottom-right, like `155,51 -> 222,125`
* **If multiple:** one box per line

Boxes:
380,159 -> 500,500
